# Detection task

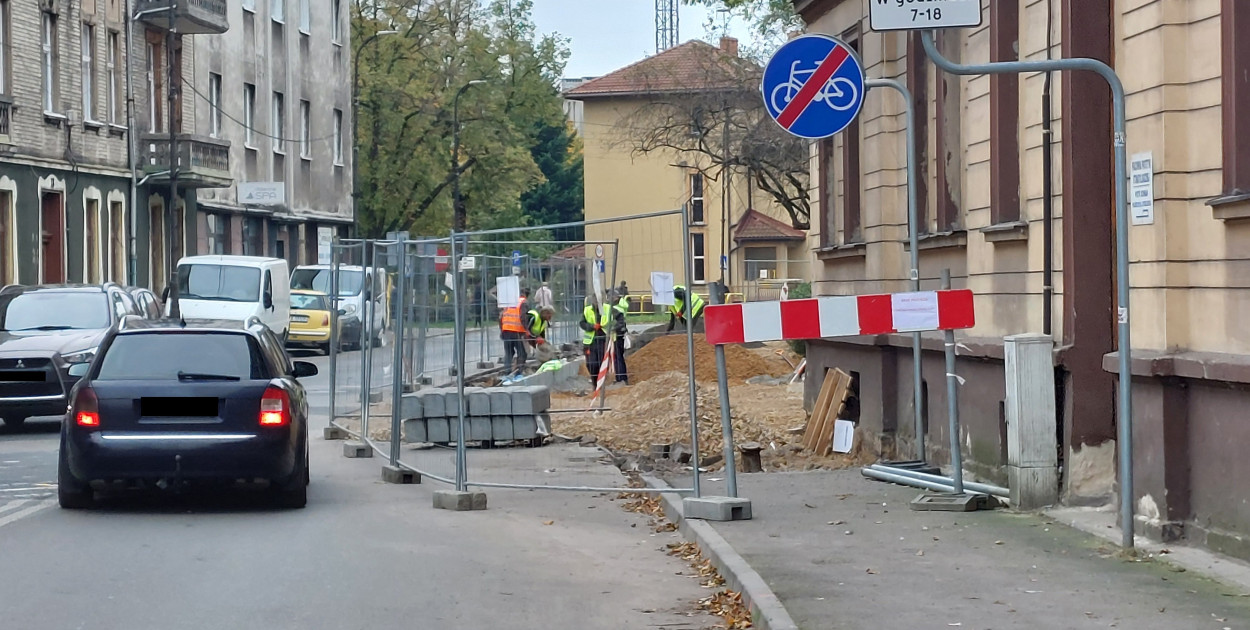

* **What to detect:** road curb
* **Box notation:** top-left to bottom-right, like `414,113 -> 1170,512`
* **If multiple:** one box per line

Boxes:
642,476 -> 800,630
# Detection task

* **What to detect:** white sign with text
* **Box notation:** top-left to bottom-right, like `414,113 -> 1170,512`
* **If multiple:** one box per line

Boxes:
1131,151 -> 1155,226
651,271 -> 675,306
869,0 -> 983,32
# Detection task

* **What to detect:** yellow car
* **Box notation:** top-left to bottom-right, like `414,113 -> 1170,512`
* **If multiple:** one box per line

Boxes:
288,290 -> 336,354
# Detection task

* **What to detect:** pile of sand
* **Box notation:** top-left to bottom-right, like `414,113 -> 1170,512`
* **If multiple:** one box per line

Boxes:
625,334 -> 792,384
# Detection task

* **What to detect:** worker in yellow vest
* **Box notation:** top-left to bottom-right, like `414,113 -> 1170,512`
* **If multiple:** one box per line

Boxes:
610,290 -> 630,384
579,296 -> 612,388
666,285 -> 705,333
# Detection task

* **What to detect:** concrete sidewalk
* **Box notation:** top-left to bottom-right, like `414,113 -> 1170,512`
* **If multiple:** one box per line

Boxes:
671,470 -> 1250,630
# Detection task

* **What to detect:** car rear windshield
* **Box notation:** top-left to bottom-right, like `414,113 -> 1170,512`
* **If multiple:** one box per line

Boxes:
95,332 -> 267,381
291,268 -> 363,297
290,293 -> 327,310
179,264 -> 261,302
0,292 -> 110,331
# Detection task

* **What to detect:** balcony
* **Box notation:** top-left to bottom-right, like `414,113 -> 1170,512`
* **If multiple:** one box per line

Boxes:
135,0 -> 229,35
141,134 -> 233,189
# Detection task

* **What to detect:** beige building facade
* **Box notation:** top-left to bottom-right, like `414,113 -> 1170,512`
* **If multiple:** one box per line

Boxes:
796,0 -> 1250,559
567,39 -> 811,304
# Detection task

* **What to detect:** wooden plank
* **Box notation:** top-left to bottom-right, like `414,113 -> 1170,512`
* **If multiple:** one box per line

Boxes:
813,369 -> 852,455
803,369 -> 837,450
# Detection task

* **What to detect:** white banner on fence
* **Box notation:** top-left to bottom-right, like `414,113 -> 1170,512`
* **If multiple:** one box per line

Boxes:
496,276 -> 521,308
651,271 -> 675,306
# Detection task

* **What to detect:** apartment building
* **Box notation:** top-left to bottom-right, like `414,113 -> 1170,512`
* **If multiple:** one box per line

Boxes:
793,0 -> 1250,559
191,0 -> 354,263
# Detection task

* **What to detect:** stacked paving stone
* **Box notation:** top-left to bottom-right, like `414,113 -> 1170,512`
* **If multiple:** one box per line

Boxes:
401,386 -> 552,446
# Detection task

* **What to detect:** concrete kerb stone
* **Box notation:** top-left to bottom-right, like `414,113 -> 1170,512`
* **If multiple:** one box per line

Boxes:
433,490 -> 487,511
343,441 -> 373,458
381,465 -> 420,484
642,476 -> 799,630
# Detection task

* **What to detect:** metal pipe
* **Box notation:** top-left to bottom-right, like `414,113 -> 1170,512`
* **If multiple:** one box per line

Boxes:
361,437 -> 456,485
941,269 -> 964,494
389,242 -> 406,466
360,242 -> 377,439
328,239 -> 340,424
165,0 -> 180,316
921,29 -> 1135,548
712,297 -> 738,498
124,0 -> 138,285
866,78 -> 924,462
681,203 -> 701,498
862,467 -> 963,494
451,231 -> 470,491
466,481 -> 696,494
868,464 -> 1008,498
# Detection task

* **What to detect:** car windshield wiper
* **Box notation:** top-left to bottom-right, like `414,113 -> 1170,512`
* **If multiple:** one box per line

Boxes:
177,371 -> 241,382
13,325 -> 75,331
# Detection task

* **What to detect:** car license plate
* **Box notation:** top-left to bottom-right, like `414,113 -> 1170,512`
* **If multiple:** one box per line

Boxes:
292,314 -> 309,323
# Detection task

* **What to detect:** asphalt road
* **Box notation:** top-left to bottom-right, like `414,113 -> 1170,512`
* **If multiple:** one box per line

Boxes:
0,344 -> 715,630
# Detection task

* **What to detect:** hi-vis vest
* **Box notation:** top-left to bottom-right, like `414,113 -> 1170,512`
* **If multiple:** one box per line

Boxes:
668,286 -> 705,319
613,295 -> 630,314
500,303 -> 526,333
582,304 -> 611,345
527,309 -> 548,337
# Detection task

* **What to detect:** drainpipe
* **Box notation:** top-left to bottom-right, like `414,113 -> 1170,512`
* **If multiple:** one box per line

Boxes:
1042,0 -> 1054,336
124,0 -> 137,286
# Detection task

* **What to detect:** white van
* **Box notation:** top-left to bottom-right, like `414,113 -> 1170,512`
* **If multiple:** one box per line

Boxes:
290,264 -> 389,347
171,256 -> 291,337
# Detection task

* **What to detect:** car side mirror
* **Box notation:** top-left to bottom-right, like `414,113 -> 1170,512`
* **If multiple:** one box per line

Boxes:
67,363 -> 90,378
292,361 -> 318,379
337,308 -> 347,316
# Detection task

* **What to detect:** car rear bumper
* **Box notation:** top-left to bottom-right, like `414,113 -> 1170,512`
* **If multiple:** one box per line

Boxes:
65,430 -> 301,484
287,329 -> 331,343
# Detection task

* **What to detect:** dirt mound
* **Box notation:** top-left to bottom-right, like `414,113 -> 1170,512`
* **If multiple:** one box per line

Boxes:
627,334 -> 791,384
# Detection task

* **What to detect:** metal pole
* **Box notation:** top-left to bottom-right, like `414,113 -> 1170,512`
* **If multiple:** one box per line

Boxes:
866,77 -> 924,462
920,31 -> 1134,548
165,1 -> 181,317
712,295 -> 738,497
868,464 -> 1007,498
941,269 -> 963,494
361,242 -> 377,439
328,241 -> 340,424
681,204 -> 701,498
415,247 -> 430,380
123,0 -> 138,285
451,231 -> 470,491
389,242 -> 407,466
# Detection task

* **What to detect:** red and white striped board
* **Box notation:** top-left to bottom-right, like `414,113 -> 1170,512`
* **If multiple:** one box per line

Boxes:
704,289 -> 975,345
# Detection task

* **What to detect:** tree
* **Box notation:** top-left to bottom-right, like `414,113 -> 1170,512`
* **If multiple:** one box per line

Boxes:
352,0 -> 579,238
683,0 -> 803,55
520,120 -> 585,238
612,42 -> 811,229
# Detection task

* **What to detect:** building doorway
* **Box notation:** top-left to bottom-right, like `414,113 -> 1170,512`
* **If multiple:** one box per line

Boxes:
41,191 -> 65,283
150,198 -> 166,291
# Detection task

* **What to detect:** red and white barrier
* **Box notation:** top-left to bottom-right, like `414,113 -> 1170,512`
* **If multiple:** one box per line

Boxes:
704,289 -> 975,345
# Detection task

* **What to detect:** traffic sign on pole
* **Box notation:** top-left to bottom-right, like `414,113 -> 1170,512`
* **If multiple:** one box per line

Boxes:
868,0 -> 982,32
761,34 -> 865,140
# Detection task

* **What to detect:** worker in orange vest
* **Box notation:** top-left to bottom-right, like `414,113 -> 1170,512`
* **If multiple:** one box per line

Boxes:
499,288 -> 530,378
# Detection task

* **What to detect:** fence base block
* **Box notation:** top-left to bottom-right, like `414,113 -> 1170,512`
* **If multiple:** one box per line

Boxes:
433,490 -> 487,511
323,426 -> 351,441
343,441 -> 373,458
381,465 -> 420,485
683,496 -> 752,521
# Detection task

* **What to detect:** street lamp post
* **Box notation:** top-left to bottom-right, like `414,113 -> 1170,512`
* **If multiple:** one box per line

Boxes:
451,79 -> 486,233
351,28 -> 399,239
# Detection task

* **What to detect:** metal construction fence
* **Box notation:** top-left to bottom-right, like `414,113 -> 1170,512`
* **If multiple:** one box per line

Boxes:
322,207 -> 730,499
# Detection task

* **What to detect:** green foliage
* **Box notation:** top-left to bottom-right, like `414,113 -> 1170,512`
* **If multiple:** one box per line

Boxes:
683,0 -> 804,53
787,282 -> 811,356
353,0 -> 583,239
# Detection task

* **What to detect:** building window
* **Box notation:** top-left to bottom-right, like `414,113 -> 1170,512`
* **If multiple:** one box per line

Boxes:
272,91 -> 284,153
243,83 -> 256,146
42,12 -> 59,114
206,214 -> 228,255
106,31 -> 120,124
0,189 -> 13,284
81,23 -> 96,122
243,216 -> 264,255
242,0 -> 255,12
989,4 -> 1020,224
331,0 -> 342,43
109,200 -> 124,281
333,108 -> 344,164
0,0 -> 10,96
208,72 -> 222,137
145,40 -> 160,131
85,197 -> 100,283
689,173 -> 705,223
818,137 -> 835,247
299,99 -> 310,159
841,35 -> 862,243
1222,1 -> 1250,196
299,0 -> 310,33
744,246 -> 778,280
271,0 -> 284,23
691,233 -> 706,284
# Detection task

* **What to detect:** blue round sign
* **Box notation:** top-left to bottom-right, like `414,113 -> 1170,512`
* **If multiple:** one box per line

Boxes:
761,34 -> 865,140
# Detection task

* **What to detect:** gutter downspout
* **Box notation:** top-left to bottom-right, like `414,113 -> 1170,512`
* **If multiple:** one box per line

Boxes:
1042,0 -> 1054,336
124,0 -> 137,286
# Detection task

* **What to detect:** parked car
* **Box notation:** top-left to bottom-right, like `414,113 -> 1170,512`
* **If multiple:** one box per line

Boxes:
290,264 -> 389,348
0,284 -> 141,427
125,286 -> 164,320
287,290 -> 348,354
57,317 -> 317,509
172,256 -> 291,337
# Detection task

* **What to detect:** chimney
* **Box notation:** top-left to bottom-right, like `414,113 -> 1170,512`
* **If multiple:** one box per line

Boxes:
719,36 -> 739,57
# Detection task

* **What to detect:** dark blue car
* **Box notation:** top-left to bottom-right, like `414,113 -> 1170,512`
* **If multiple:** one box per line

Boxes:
57,318 -> 317,509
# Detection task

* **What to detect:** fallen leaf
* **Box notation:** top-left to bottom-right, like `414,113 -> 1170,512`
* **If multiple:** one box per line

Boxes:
916,550 -> 925,557
866,568 -> 878,574
804,503 -> 817,509
543,520 -> 555,526
828,520 -> 846,526
994,540 -> 1005,545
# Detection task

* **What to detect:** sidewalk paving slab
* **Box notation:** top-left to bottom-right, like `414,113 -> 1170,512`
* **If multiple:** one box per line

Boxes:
667,470 -> 1250,630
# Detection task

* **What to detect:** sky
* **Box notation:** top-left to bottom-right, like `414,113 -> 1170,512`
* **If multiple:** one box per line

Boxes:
530,0 -> 756,79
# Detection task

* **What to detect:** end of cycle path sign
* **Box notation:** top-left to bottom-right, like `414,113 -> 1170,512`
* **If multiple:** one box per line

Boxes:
761,34 -> 865,140
868,0 -> 983,32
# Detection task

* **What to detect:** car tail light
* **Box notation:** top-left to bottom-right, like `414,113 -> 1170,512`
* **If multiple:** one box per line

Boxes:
260,386 -> 290,427
322,314 -> 330,326
74,387 -> 101,428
